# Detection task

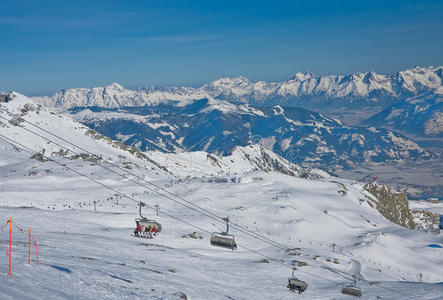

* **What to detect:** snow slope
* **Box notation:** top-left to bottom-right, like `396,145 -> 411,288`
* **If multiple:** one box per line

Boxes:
0,93 -> 442,299
0,151 -> 442,299
0,93 -> 164,173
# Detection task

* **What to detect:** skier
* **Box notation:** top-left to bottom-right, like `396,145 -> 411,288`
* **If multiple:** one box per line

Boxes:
134,222 -> 142,237
148,226 -> 153,239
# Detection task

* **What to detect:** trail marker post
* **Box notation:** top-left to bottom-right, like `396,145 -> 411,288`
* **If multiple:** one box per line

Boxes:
28,227 -> 31,264
33,235 -> 39,266
9,217 -> 11,277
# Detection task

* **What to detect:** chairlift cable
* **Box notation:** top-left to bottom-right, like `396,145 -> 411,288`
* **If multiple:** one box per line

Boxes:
0,134 -> 351,284
0,111 -> 294,250
0,134 -> 309,271
0,111 -> 360,281
0,108 -> 312,255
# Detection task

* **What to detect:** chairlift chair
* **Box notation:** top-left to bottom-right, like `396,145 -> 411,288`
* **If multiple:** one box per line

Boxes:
287,267 -> 308,294
341,276 -> 362,297
134,202 -> 162,237
341,285 -> 362,297
210,217 -> 237,250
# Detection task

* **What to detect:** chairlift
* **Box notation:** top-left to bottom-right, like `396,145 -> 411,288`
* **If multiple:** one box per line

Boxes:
134,202 -> 162,238
341,276 -> 362,297
210,217 -> 237,250
287,267 -> 308,294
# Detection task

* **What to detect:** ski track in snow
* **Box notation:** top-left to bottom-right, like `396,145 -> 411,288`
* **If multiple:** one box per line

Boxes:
0,169 -> 442,299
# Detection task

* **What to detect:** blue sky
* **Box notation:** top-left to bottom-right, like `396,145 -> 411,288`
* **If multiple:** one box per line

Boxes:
0,0 -> 442,95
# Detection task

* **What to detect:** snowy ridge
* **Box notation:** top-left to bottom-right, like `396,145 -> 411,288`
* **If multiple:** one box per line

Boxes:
0,93 -> 323,180
0,92 -> 165,173
35,83 -> 208,109
147,145 -> 329,179
34,66 -> 443,109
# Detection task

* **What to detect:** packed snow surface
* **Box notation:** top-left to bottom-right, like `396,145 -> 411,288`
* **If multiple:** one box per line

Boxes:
0,163 -> 443,299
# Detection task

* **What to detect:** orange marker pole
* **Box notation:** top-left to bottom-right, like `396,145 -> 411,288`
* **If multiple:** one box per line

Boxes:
33,235 -> 39,266
9,217 -> 11,277
28,227 -> 31,264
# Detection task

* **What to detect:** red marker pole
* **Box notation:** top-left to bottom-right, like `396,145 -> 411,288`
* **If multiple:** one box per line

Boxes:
33,235 -> 39,266
9,217 -> 12,277
28,227 -> 31,264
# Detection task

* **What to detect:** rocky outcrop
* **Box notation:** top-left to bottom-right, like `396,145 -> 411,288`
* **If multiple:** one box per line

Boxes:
364,183 -> 439,231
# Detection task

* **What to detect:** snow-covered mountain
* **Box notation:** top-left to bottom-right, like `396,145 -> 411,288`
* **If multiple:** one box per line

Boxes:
35,82 -> 208,109
27,68 -> 443,199
147,145 -> 329,179
0,92 -> 324,179
70,99 -> 435,171
34,66 -> 443,110
364,88 -> 443,137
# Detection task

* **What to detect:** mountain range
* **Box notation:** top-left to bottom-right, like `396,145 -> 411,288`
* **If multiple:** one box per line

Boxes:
22,66 -> 443,198
35,66 -> 443,111
69,99 -> 435,171
33,66 -> 443,139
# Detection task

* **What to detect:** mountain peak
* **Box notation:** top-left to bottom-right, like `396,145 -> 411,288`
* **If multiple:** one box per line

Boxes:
208,76 -> 249,86
106,82 -> 124,90
292,71 -> 316,80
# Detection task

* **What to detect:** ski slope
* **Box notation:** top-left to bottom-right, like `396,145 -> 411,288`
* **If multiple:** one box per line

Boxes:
0,150 -> 442,299
0,93 -> 442,299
